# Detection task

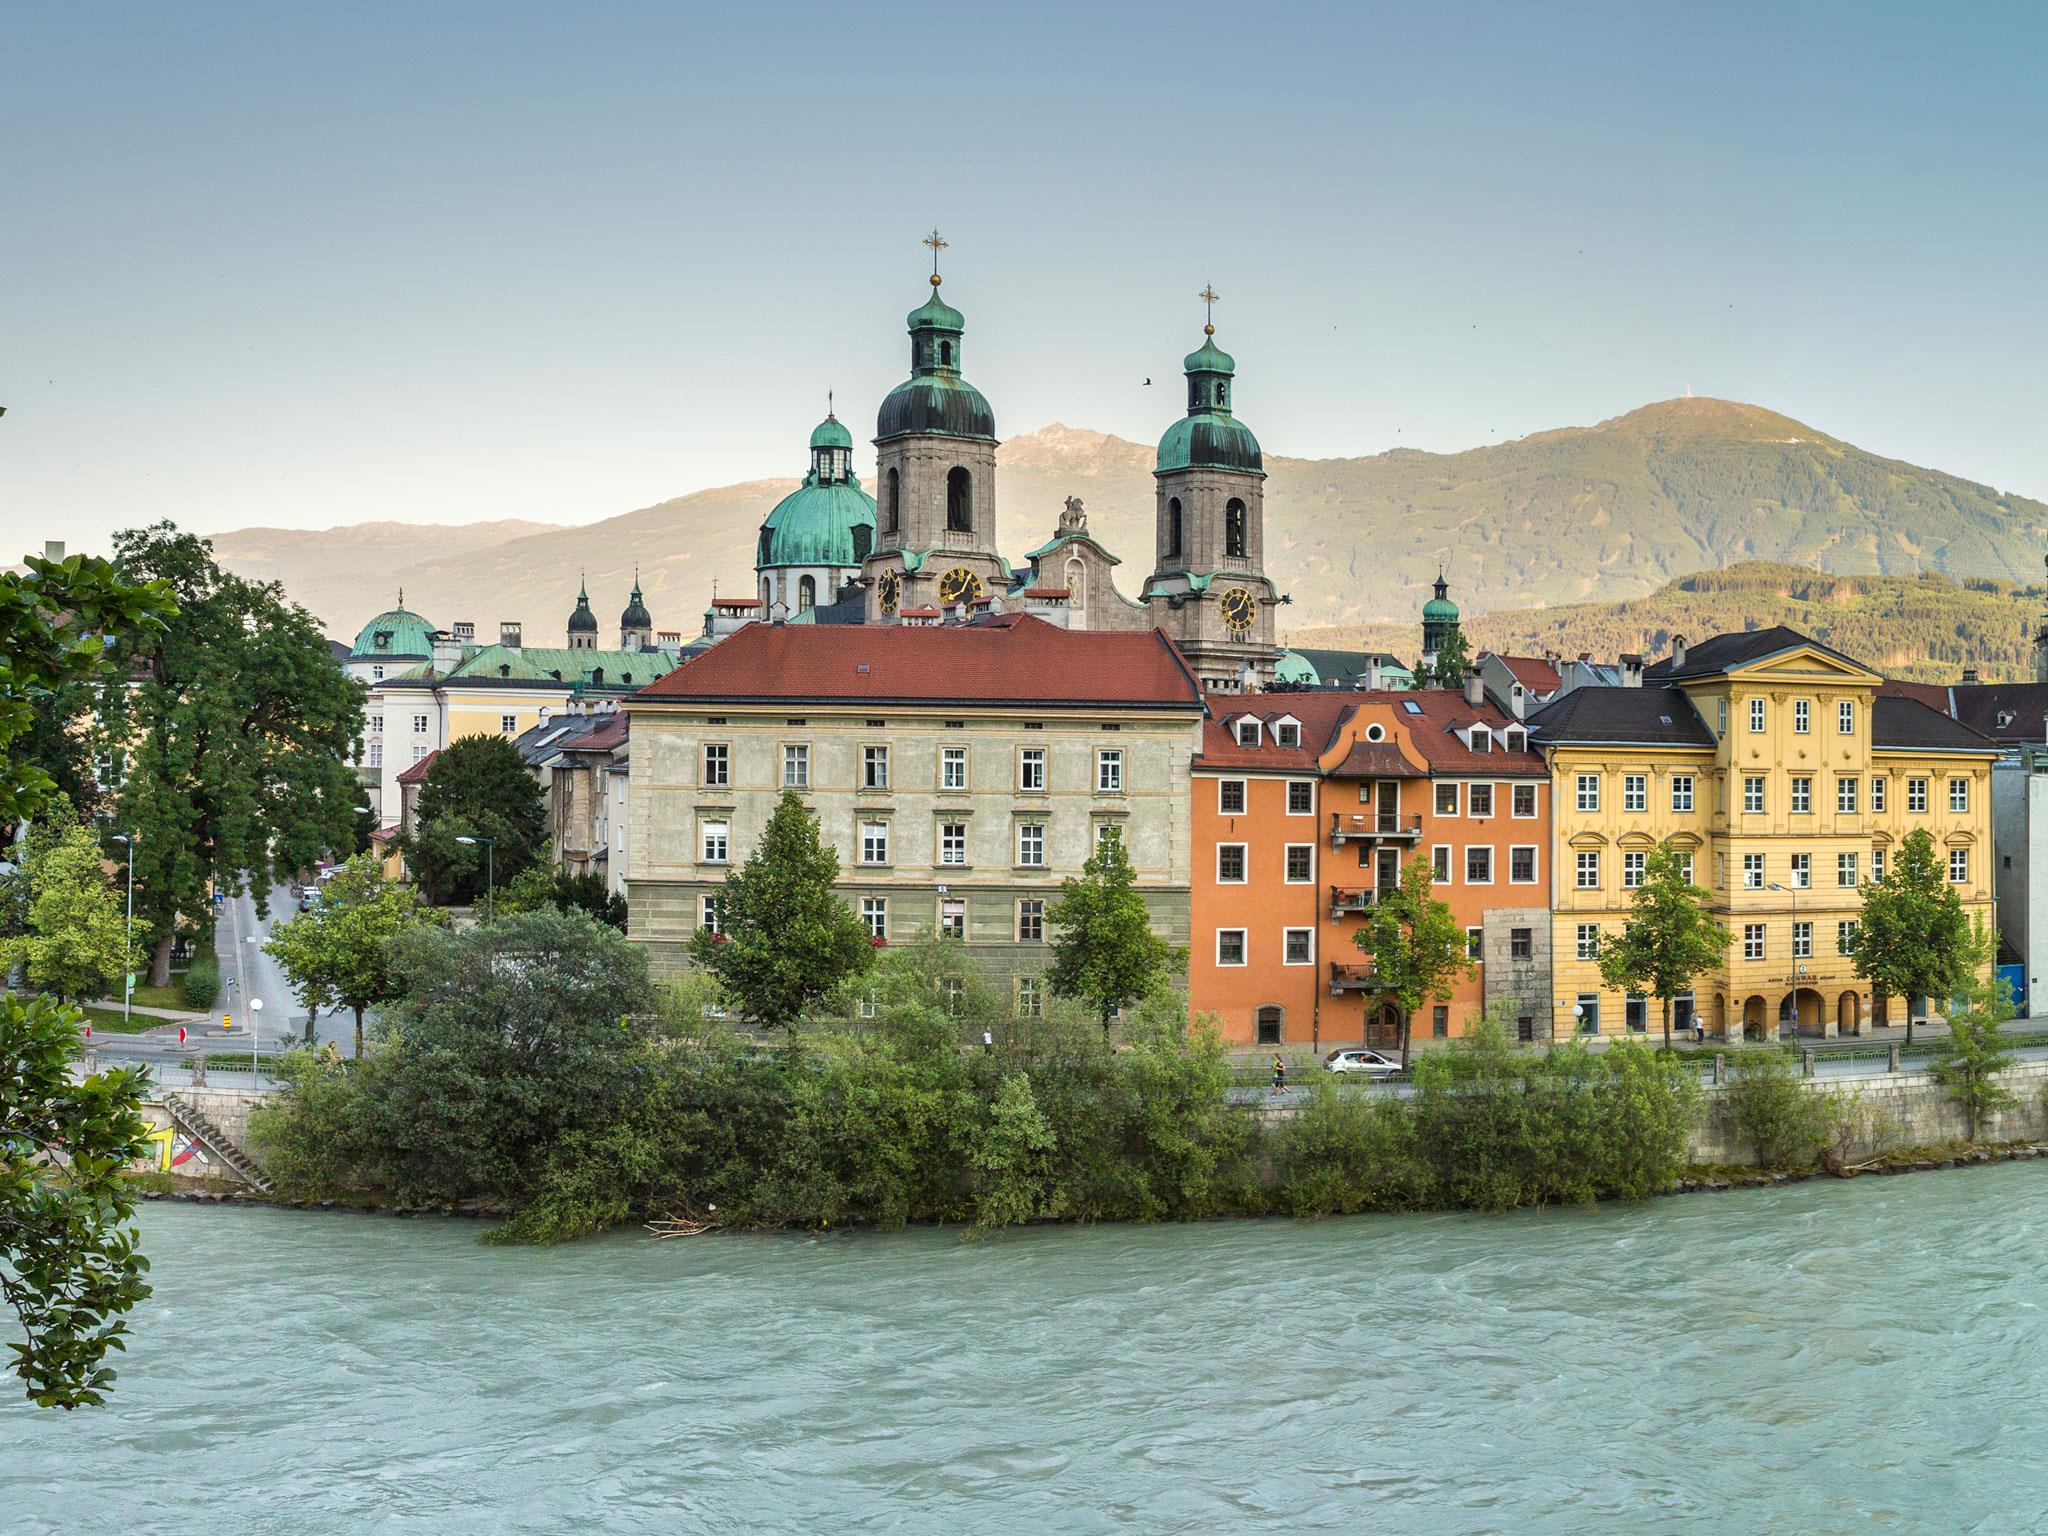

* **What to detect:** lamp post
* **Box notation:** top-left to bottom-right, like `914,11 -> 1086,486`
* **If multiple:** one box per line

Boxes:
110,833 -> 135,1028
456,835 -> 496,920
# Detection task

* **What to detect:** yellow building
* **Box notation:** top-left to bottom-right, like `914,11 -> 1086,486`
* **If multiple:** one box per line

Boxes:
1530,628 -> 1999,1039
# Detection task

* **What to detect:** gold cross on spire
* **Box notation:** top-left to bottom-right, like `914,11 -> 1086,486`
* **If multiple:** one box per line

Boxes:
923,226 -> 948,285
1199,283 -> 1220,336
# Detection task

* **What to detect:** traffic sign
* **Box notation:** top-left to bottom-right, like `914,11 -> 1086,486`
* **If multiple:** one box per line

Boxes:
83,1023 -> 92,1039
177,1026 -> 187,1045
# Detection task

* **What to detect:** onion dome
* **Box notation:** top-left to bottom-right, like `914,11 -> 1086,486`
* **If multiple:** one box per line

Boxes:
876,276 -> 996,443
759,411 -> 878,569
1423,572 -> 1459,623
619,576 -> 652,632
1156,321 -> 1263,476
567,577 -> 599,635
349,594 -> 435,661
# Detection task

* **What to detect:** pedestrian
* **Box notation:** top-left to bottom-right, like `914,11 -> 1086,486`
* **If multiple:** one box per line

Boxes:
1272,1053 -> 1286,1091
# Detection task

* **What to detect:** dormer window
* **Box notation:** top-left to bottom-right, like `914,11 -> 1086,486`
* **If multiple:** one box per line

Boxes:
1470,725 -> 1492,753
1274,717 -> 1301,748
1234,718 -> 1262,747
1503,727 -> 1527,752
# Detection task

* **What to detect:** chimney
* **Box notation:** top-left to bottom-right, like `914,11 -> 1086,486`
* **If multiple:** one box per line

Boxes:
1621,653 -> 1644,688
453,621 -> 476,645
1509,682 -> 1527,722
499,621 -> 522,649
43,541 -> 64,562
657,630 -> 681,647
1464,671 -> 1485,706
1364,657 -> 1384,692
1671,634 -> 1688,670
1961,665 -> 1981,685
431,630 -> 462,674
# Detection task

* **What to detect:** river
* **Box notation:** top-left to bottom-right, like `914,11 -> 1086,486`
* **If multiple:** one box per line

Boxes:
9,1166 -> 2048,1534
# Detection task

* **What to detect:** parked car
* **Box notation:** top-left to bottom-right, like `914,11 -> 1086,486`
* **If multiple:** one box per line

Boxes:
297,889 -> 320,913
1322,1048 -> 1401,1078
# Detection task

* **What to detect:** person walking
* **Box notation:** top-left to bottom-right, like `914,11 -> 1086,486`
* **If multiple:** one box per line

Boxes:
1272,1053 -> 1287,1092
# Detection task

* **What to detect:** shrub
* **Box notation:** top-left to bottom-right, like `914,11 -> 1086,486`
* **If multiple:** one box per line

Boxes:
179,955 -> 220,1010
1723,1047 -> 1831,1169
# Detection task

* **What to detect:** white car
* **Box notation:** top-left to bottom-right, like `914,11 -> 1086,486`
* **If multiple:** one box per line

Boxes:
1323,1048 -> 1401,1078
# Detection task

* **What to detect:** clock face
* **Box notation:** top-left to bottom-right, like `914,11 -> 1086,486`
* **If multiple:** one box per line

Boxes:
936,566 -> 986,606
877,569 -> 901,615
1220,586 -> 1256,635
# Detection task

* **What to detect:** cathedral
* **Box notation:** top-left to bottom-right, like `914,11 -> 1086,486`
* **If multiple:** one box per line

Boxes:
728,236 -> 1285,690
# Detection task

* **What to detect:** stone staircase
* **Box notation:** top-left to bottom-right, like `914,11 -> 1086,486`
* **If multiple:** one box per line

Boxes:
160,1092 -> 275,1194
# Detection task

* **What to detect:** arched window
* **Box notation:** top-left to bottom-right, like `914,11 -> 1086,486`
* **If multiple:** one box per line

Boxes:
946,467 -> 973,533
1225,498 -> 1248,558
1215,380 -> 1228,409
851,525 -> 872,562
939,340 -> 953,368
798,576 -> 816,612
1255,1006 -> 1283,1045
1167,497 -> 1183,558
884,468 -> 899,534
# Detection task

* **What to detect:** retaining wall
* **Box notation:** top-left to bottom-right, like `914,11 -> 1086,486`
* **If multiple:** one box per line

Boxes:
135,1086 -> 269,1184
1689,1060 -> 2048,1165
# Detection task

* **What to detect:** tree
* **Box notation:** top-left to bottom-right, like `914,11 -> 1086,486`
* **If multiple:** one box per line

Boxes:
499,865 -> 627,931
265,852 -> 437,1058
104,524 -> 363,984
1045,829 -> 1180,1032
690,790 -> 872,1029
1426,623 -> 1473,689
1928,926 -> 2016,1141
1,821 -> 134,1003
1849,826 -> 1973,1046
1,993 -> 154,1408
1596,842 -> 1732,1049
1354,853 -> 1474,1069
397,733 -> 546,907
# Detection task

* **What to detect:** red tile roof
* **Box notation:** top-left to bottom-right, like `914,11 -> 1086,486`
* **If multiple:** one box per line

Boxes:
1338,690 -> 1547,776
1493,654 -> 1563,693
1195,691 -> 1361,771
636,613 -> 1204,710
1877,678 -> 1951,711
714,597 -> 761,608
395,748 -> 439,785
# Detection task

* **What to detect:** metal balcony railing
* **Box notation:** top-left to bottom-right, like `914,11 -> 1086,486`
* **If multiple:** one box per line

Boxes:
1328,812 -> 1423,844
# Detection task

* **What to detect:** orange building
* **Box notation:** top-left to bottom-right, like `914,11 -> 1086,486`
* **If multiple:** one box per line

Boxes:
1192,681 -> 1553,1051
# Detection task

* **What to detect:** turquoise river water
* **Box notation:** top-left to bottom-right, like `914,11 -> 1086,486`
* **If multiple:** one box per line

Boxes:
10,1165 -> 2048,1534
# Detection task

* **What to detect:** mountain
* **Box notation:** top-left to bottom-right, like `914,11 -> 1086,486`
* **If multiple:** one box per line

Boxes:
1286,561 -> 2048,685
210,519 -> 565,624
206,397 -> 2048,648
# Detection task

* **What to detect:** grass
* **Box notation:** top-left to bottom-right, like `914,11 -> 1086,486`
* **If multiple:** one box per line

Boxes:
131,980 -> 192,1011
75,1004 -> 162,1034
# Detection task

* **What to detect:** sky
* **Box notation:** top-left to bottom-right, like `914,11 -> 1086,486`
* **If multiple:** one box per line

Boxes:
3,0 -> 2046,553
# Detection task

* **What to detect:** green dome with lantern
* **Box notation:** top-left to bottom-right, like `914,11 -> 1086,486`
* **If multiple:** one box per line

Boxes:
876,274 -> 995,443
1156,313 -> 1263,476
758,412 -> 878,570
349,597 -> 435,662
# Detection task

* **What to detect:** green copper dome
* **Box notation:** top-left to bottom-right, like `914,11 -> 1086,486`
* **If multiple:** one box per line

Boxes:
758,478 -> 878,569
1422,573 -> 1458,621
350,600 -> 435,661
1183,337 -> 1236,375
1156,325 -> 1262,476
877,278 -> 995,443
809,413 -> 854,451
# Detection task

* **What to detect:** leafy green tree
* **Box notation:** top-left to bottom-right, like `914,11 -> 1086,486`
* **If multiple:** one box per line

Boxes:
397,733 -> 546,906
499,865 -> 626,931
1,994 -> 154,1408
1723,1047 -> 1832,1169
104,524 -> 363,984
1596,842 -> 1732,1049
1426,622 -> 1473,689
1045,829 -> 1180,1032
689,790 -> 873,1030
1929,927 -> 2016,1140
1,821 -> 135,1003
970,1074 -> 1058,1230
265,852 -> 438,1057
1353,853 -> 1474,1068
1849,826 -> 1973,1045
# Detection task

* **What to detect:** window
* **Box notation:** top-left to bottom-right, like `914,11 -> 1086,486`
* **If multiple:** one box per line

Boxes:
782,744 -> 809,788
1217,844 -> 1247,883
1017,899 -> 1045,943
1517,1016 -> 1535,1043
702,743 -> 729,787
859,822 -> 890,865
1018,748 -> 1045,792
1224,498 -> 1248,558
1016,975 -> 1044,1017
1950,847 -> 1969,884
1470,726 -> 1492,754
1839,699 -> 1856,735
407,713 -> 426,735
1623,774 -> 1647,813
366,743 -> 382,768
412,744 -> 429,763
1950,778 -> 1969,814
1790,852 -> 1811,888
1513,783 -> 1538,818
1286,781 -> 1313,816
1510,927 -> 1533,960
1793,699 -> 1810,734
1234,718 -> 1261,747
863,745 -> 889,790
1284,844 -> 1313,883
1838,777 -> 1858,814
1908,778 -> 1928,814
1465,927 -> 1483,961
1468,783 -> 1494,818
1432,845 -> 1453,882
368,714 -> 383,737
700,821 -> 729,863
1436,782 -> 1460,816
1792,921 -> 1812,960
1870,778 -> 1887,812
699,895 -> 722,935
1510,845 -> 1537,883
1576,924 -> 1600,960
1576,995 -> 1600,1035
1837,919 -> 1858,956
1676,852 -> 1695,884
1718,699 -> 1729,737
1276,721 -> 1301,748
1671,775 -> 1694,812
940,900 -> 966,940
1219,780 -> 1247,815
1790,777 -> 1812,814
1095,823 -> 1123,855
861,898 -> 887,940
942,747 -> 968,791
1838,852 -> 1858,887
1576,774 -> 1600,812
943,976 -> 966,1017
1466,846 -> 1493,884
371,665 -> 384,680
1216,929 -> 1247,966
1743,853 -> 1764,890
1749,698 -> 1766,733
1623,850 -> 1646,888
1626,996 -> 1648,1034
1872,847 -> 1887,882
1576,851 -> 1600,889
1097,750 -> 1124,792
946,466 -> 973,533
1432,1005 -> 1450,1039
1744,923 -> 1765,961
1283,928 -> 1313,965
939,822 -> 968,866
1744,776 -> 1766,813
1016,823 -> 1045,867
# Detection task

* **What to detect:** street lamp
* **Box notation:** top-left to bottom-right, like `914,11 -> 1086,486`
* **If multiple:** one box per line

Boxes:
110,833 -> 135,1028
455,835 -> 496,920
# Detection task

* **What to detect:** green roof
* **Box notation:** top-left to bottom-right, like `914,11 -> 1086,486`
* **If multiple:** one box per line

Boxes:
1183,337 -> 1236,375
350,604 -> 435,660
1423,596 -> 1460,619
758,477 -> 878,569
1156,413 -> 1263,475
908,287 -> 965,334
810,413 -> 853,451
391,643 -> 682,691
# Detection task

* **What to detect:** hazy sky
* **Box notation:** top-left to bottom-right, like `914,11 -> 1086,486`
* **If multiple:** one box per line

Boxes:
4,1 -> 2045,553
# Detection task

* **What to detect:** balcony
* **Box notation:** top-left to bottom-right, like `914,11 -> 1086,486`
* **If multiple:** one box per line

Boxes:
1329,961 -> 1383,995
1329,811 -> 1423,845
1328,887 -> 1384,918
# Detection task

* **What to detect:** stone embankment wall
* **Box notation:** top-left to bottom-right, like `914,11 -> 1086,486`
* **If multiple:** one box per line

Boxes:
1689,1061 -> 2048,1166
135,1086 -> 269,1184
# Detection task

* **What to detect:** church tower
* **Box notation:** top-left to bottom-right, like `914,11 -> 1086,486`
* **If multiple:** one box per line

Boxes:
619,573 -> 653,651
1421,571 -> 1458,672
863,230 -> 1009,623
1144,288 -> 1280,690
567,576 -> 599,650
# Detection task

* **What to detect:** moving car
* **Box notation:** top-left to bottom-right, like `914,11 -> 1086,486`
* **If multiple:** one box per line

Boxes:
1322,1048 -> 1401,1078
